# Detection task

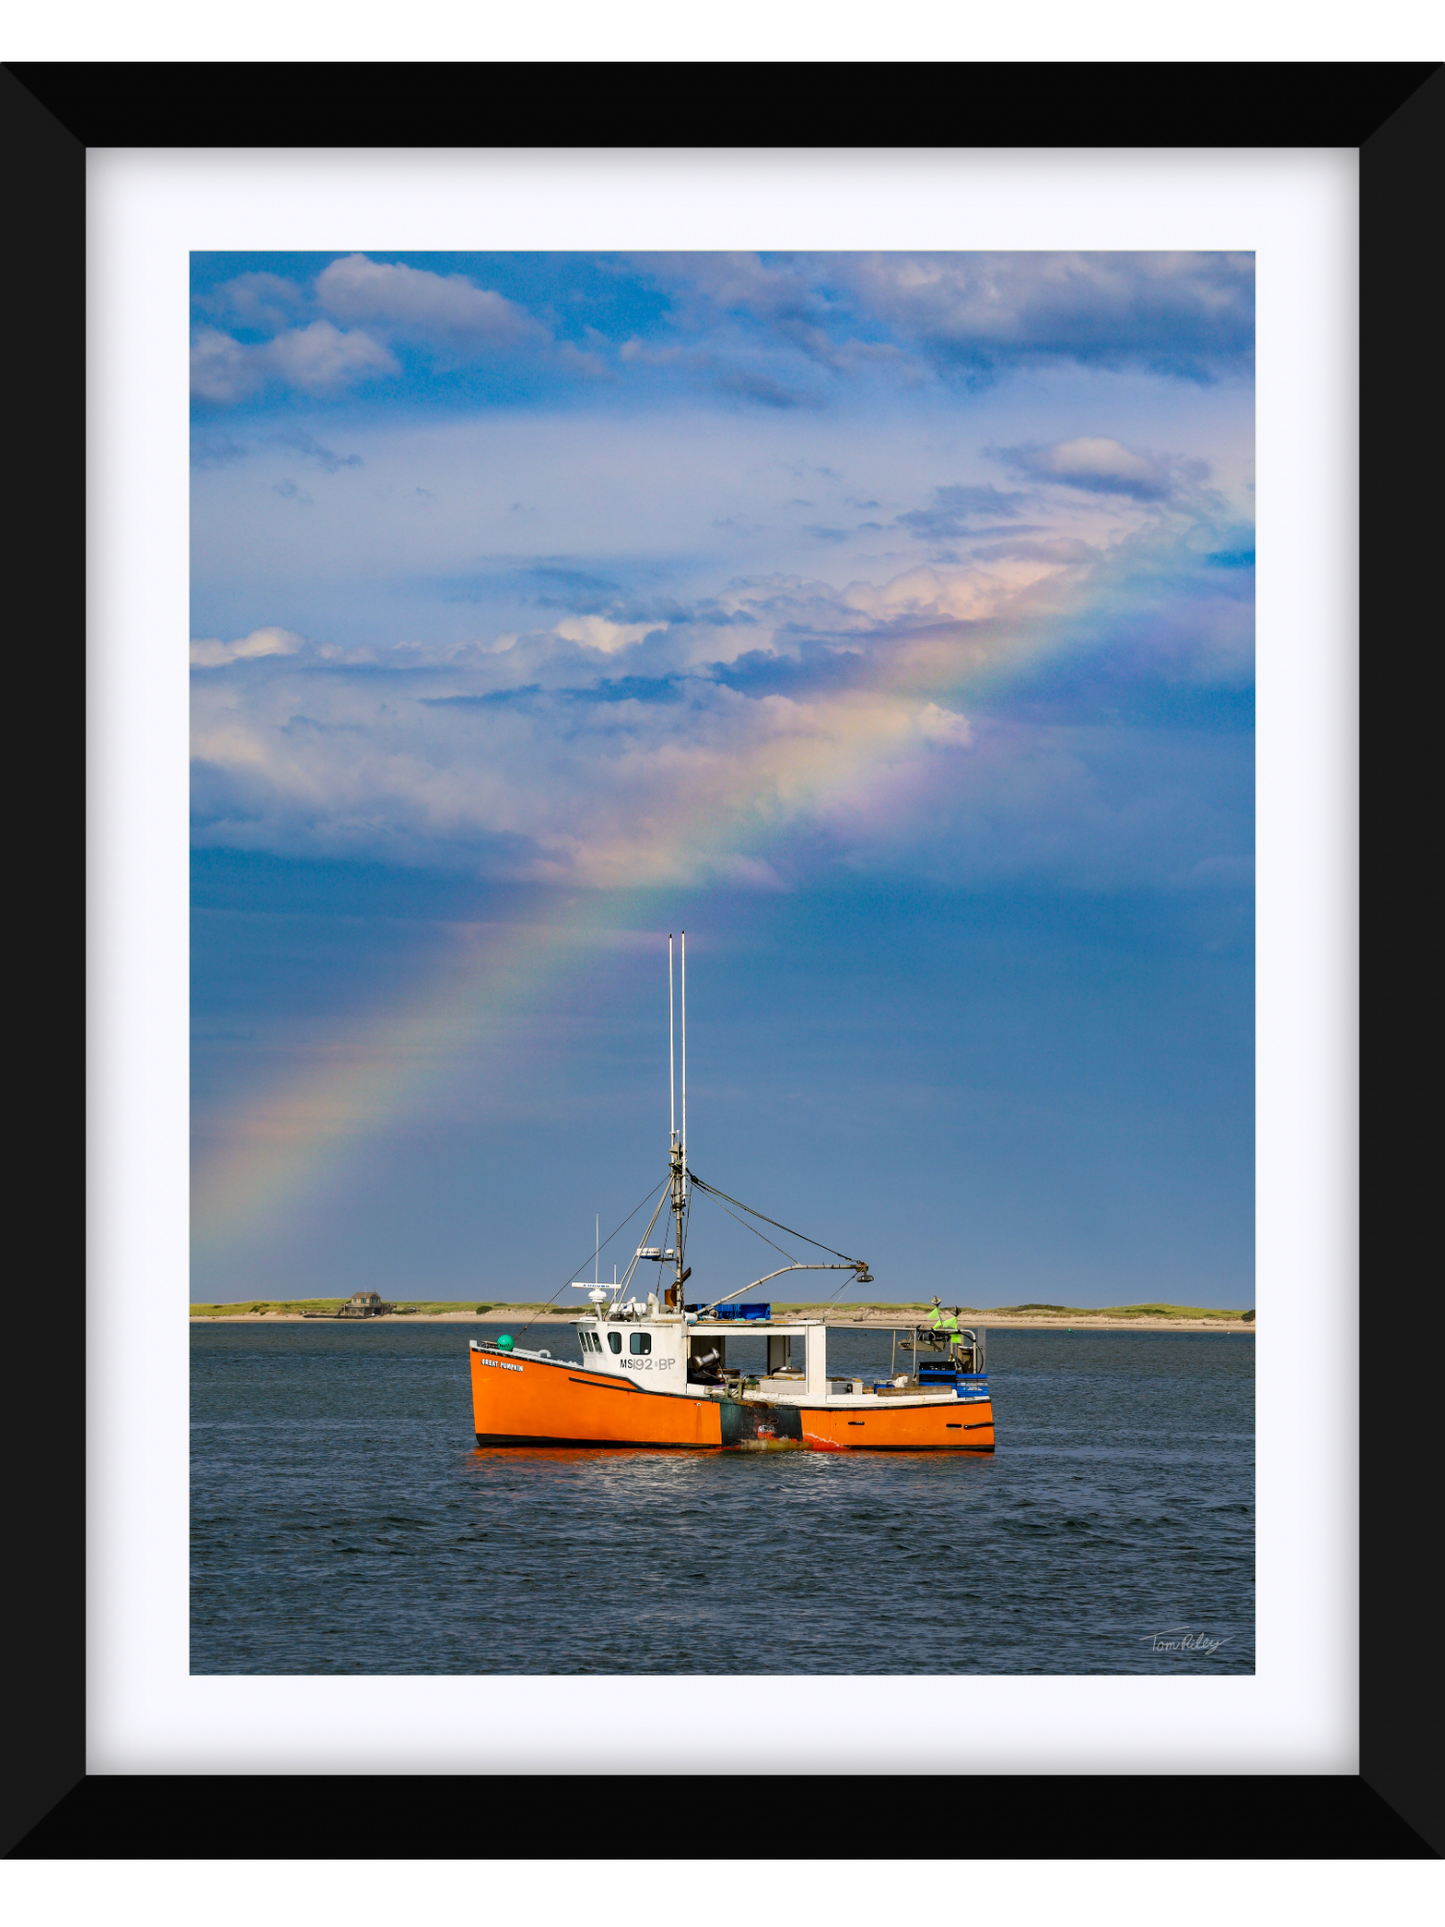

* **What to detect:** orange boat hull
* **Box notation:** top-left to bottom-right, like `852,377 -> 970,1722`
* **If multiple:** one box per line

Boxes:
471,1349 -> 994,1452
471,1349 -> 724,1448
800,1400 -> 994,1452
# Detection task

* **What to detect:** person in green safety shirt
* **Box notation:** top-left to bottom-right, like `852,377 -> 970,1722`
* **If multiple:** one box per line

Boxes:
929,1297 -> 976,1370
929,1296 -> 960,1356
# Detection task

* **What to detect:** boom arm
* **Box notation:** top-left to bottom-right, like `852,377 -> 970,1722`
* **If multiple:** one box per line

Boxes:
696,1259 -> 871,1319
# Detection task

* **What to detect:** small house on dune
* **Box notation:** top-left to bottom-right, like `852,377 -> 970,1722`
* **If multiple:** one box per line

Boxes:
340,1291 -> 392,1317
303,1290 -> 416,1319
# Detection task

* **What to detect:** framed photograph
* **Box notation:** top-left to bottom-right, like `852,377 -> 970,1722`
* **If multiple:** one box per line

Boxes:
6,60 -> 1437,1859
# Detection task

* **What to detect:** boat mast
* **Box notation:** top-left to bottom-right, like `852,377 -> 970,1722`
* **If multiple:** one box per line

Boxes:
666,931 -> 687,1308
677,930 -> 687,1299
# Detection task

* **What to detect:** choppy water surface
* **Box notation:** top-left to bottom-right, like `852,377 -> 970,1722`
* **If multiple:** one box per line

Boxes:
191,1321 -> 1253,1674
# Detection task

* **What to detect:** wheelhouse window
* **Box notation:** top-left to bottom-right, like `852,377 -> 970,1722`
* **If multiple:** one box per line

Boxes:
608,1332 -> 622,1354
629,1331 -> 652,1355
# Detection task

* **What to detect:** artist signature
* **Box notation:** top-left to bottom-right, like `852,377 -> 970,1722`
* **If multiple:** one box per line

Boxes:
1141,1625 -> 1230,1657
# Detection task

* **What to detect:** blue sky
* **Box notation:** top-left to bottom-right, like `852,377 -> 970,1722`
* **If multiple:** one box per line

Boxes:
190,251 -> 1254,1308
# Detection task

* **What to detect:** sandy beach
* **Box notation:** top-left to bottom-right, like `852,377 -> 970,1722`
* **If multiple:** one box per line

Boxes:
192,1306 -> 1253,1333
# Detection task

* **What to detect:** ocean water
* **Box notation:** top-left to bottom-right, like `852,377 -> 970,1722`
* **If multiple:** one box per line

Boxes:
190,1320 -> 1254,1674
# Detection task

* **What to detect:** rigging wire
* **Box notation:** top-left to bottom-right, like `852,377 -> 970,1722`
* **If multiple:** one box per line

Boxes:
512,1167 -> 867,1341
818,1265 -> 864,1311
685,1169 -> 861,1266
512,1176 -> 671,1342
693,1183 -> 797,1265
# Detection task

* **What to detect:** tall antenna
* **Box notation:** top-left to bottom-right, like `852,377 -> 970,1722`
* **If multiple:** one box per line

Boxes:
668,933 -> 676,1142
666,930 -> 687,1308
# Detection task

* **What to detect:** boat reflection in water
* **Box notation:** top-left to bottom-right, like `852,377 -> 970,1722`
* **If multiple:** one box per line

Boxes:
470,934 -> 995,1456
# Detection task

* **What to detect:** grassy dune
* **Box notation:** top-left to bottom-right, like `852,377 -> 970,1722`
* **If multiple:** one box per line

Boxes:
189,1299 -> 505,1318
191,1297 -> 1254,1322
988,1303 -> 1254,1321
778,1300 -> 1255,1321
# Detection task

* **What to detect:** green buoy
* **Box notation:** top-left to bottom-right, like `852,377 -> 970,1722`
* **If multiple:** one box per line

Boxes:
497,1333 -> 514,1352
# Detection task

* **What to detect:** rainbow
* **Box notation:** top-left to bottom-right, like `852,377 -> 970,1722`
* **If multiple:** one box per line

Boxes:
189,545 -> 1201,1268
190,906 -> 607,1261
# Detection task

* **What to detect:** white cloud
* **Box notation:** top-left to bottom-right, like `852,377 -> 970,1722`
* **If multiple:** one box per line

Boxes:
189,527 -> 1248,892
263,321 -> 398,393
196,270 -> 306,332
913,702 -> 973,746
185,555 -> 1015,884
553,616 -> 660,654
622,252 -> 1254,392
190,626 -> 304,668
555,340 -> 610,379
190,322 -> 396,403
190,328 -> 262,406
189,626 -> 1248,896
316,254 -> 540,348
1000,437 -> 1174,499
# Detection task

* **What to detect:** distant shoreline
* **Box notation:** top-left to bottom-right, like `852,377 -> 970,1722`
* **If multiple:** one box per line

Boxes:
191,1304 -> 1254,1334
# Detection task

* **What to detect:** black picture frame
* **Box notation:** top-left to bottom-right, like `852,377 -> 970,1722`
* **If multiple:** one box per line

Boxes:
5,60 -> 1437,1860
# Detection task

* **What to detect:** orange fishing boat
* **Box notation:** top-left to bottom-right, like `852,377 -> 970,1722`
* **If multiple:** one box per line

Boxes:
470,934 -> 994,1454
